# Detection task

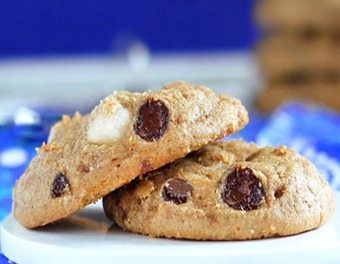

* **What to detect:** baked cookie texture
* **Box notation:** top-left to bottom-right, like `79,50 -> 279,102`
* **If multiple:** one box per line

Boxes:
13,81 -> 248,228
103,141 -> 335,240
255,83 -> 340,113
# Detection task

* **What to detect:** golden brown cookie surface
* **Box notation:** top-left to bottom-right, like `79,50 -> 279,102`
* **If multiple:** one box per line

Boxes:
103,141 -> 335,240
13,81 -> 248,228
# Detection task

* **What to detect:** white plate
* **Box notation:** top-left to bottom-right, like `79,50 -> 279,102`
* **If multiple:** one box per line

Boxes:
2,195 -> 340,264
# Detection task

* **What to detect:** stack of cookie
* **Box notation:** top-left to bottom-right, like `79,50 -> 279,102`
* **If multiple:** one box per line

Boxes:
255,0 -> 340,113
13,81 -> 335,240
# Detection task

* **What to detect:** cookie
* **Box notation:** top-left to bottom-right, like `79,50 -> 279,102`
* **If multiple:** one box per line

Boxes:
255,0 -> 340,33
256,35 -> 340,83
13,81 -> 248,228
103,140 -> 335,240
255,82 -> 340,113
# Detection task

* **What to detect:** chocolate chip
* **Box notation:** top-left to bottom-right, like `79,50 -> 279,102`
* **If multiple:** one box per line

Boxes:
162,179 -> 193,204
134,99 -> 169,141
274,186 -> 286,199
51,173 -> 69,198
221,168 -> 264,211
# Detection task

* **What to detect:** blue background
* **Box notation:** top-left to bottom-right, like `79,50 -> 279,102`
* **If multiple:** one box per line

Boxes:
0,0 -> 256,57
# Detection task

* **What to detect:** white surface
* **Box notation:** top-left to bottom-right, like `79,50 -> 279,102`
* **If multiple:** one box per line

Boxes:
2,195 -> 340,264
0,52 -> 259,115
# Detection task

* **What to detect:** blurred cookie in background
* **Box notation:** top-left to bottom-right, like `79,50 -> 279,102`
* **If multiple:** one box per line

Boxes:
254,0 -> 340,113
256,34 -> 340,84
256,82 -> 340,113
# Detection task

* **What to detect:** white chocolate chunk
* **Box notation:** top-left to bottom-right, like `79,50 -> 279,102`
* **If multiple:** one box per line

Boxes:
87,98 -> 131,144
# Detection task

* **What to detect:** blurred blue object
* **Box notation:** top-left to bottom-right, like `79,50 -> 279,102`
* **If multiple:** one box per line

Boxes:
0,254 -> 12,264
227,112 -> 268,142
258,103 -> 340,153
0,109 -> 59,221
0,0 -> 256,57
257,102 -> 340,190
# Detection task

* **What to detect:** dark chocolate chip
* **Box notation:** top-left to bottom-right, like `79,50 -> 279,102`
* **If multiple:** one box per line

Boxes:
274,185 -> 286,199
221,167 -> 264,211
162,179 -> 193,205
51,173 -> 69,198
134,99 -> 169,141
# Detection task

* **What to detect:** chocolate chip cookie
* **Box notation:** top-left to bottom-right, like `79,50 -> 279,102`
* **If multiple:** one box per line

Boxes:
103,141 -> 335,240
13,81 -> 248,228
257,35 -> 340,84
256,82 -> 340,113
